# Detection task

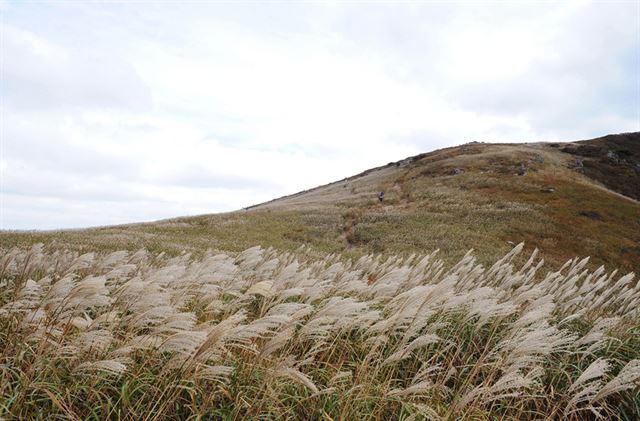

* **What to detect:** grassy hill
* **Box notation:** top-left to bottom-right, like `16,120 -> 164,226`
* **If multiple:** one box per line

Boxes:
2,132 -> 640,420
3,132 -> 639,273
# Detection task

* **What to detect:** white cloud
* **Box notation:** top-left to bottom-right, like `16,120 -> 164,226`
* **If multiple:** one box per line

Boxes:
1,0 -> 638,229
3,24 -> 151,111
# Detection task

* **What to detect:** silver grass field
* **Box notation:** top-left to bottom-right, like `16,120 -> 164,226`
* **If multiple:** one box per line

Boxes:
1,244 -> 639,420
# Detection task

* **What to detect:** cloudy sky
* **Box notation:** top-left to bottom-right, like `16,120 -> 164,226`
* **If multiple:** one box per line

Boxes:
1,0 -> 639,230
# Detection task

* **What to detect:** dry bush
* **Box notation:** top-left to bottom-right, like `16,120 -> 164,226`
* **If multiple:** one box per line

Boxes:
0,243 -> 638,419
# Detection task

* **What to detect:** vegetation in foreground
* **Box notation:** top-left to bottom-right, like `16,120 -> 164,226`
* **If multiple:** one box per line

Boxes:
1,243 -> 639,420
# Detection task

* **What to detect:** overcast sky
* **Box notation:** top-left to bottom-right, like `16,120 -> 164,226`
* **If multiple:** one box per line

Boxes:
1,1 -> 639,230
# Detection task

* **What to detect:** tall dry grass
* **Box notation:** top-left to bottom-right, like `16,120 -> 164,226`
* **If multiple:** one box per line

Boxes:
0,243 -> 638,419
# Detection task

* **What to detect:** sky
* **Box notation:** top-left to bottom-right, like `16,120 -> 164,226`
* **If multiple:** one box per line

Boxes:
1,0 -> 639,230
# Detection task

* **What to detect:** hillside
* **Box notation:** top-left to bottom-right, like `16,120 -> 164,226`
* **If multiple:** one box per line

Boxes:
2,132 -> 638,274
2,132 -> 640,420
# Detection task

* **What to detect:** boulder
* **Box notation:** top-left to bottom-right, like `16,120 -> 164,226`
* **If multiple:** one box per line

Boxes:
517,163 -> 527,176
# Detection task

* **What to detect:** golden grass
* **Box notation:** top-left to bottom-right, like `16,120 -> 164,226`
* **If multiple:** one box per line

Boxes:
1,243 -> 639,419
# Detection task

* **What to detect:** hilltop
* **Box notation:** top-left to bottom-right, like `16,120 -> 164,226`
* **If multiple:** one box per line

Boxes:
2,132 -> 639,273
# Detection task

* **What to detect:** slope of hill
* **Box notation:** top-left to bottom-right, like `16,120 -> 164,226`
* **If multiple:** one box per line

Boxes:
2,132 -> 640,420
1,132 -> 639,273
559,132 -> 640,201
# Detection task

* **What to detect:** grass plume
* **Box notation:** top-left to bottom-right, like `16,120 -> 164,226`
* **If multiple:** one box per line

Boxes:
0,243 -> 638,419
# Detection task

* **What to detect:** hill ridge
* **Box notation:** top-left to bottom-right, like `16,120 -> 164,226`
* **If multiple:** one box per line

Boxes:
1,131 -> 638,275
